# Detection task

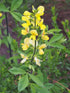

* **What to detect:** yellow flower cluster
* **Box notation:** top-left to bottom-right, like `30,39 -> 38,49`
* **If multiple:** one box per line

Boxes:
20,6 -> 49,66
0,13 -> 2,17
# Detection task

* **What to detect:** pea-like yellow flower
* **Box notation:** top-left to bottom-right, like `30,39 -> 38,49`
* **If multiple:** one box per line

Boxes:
37,6 -> 44,12
30,35 -> 36,40
40,24 -> 46,30
42,35 -> 49,40
20,54 -> 28,63
38,19 -> 43,26
21,23 -> 29,28
30,30 -> 38,36
39,44 -> 46,49
22,16 -> 30,21
21,43 -> 29,50
34,57 -> 41,66
21,27 -> 29,35
39,44 -> 46,55
0,13 -> 2,17
30,30 -> 38,40
39,49 -> 44,55
23,11 -> 31,16
24,38 -> 30,45
35,6 -> 44,17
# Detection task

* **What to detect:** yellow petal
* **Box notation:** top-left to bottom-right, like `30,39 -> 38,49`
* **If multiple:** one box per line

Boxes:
26,20 -> 31,26
37,6 -> 44,12
21,29 -> 28,35
40,24 -> 46,30
21,23 -> 29,28
22,16 -> 28,21
30,30 -> 38,36
39,44 -> 46,49
22,44 -> 29,50
24,38 -> 30,45
39,49 -> 44,55
30,35 -> 36,40
0,13 -> 2,17
34,57 -> 41,66
23,11 -> 31,16
38,19 -> 43,27
42,35 -> 49,40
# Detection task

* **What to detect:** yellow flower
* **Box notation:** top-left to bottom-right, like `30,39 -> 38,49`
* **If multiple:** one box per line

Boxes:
30,35 -> 36,40
26,20 -> 31,26
39,44 -> 46,55
23,11 -> 31,16
21,23 -> 29,28
37,6 -> 44,12
30,30 -> 38,40
22,16 -> 30,21
35,6 -> 44,17
42,35 -> 49,40
39,49 -> 44,55
30,30 -> 38,36
21,27 -> 29,35
24,38 -> 30,45
0,13 -> 2,17
42,30 -> 46,35
21,43 -> 29,50
39,44 -> 46,49
20,54 -> 28,63
34,57 -> 41,66
38,19 -> 43,27
40,24 -> 46,30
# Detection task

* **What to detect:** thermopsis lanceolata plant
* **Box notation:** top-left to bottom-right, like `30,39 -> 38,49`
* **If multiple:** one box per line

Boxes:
9,6 -> 67,93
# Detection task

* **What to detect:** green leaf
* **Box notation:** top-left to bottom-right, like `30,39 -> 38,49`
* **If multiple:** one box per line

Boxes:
49,43 -> 65,49
7,34 -> 12,44
18,75 -> 29,92
37,69 -> 43,82
11,12 -> 22,22
29,74 -> 44,87
0,3 -> 9,12
30,84 -> 36,93
47,29 -> 61,34
11,0 -> 23,11
49,34 -> 63,44
9,67 -> 26,75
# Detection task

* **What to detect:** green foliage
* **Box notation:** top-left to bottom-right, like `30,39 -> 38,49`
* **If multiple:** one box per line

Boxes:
9,67 -> 26,75
11,12 -> 22,22
62,19 -> 70,39
29,74 -> 44,87
51,6 -> 58,29
0,1 -> 70,93
0,3 -> 9,12
11,0 -> 23,11
18,75 -> 29,92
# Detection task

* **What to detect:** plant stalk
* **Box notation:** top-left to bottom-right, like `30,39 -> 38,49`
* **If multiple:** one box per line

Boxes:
5,12 -> 13,63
